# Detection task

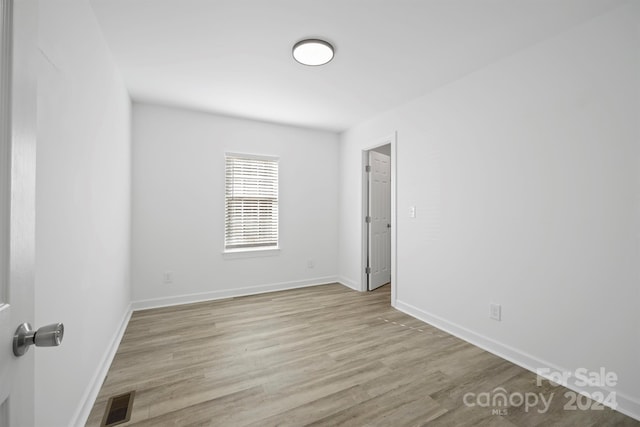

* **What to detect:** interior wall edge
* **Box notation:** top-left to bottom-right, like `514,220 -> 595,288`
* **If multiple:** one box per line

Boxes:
70,305 -> 132,427
130,277 -> 340,312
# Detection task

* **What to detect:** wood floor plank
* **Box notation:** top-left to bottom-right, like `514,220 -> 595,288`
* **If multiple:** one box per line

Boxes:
86,283 -> 639,427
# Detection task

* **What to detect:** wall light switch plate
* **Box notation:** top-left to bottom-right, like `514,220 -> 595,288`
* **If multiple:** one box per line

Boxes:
490,303 -> 501,321
163,272 -> 173,284
409,206 -> 416,218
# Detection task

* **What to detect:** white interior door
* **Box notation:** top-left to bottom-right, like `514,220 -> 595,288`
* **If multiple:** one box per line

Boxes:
0,0 -> 37,425
367,151 -> 391,290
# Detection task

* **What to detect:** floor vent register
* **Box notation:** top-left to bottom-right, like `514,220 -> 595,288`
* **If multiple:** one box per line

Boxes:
101,391 -> 135,426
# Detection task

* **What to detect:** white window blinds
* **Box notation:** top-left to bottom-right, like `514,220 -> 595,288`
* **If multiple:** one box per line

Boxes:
225,154 -> 279,250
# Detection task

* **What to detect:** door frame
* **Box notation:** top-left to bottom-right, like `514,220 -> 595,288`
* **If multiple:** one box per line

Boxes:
361,132 -> 397,306
0,0 -> 37,424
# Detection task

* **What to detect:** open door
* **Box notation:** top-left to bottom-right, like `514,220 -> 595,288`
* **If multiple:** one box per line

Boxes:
367,150 -> 391,290
0,0 -> 37,425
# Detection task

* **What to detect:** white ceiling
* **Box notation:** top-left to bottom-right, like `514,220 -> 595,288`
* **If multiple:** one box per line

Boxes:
89,0 -> 626,132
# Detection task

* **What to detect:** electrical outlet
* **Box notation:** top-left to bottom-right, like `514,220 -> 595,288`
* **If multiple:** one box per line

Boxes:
163,271 -> 173,284
490,303 -> 501,321
307,260 -> 315,268
409,206 -> 416,218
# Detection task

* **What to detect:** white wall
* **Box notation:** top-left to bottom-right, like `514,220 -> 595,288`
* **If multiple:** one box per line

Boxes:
339,2 -> 640,419
131,104 -> 339,307
36,1 -> 132,426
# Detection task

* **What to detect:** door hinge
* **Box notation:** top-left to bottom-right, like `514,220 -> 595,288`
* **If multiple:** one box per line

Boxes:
365,216 -> 371,223
365,267 -> 371,274
365,165 -> 371,173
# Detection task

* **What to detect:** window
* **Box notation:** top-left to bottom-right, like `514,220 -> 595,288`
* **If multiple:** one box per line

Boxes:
225,154 -> 279,251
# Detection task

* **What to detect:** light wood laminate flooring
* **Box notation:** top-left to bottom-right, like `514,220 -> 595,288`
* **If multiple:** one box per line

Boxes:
86,284 -> 638,426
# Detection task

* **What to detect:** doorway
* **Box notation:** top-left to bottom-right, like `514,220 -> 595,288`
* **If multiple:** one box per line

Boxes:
361,135 -> 396,300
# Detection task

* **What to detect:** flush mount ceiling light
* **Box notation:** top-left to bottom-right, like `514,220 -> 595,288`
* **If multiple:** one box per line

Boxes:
292,39 -> 334,66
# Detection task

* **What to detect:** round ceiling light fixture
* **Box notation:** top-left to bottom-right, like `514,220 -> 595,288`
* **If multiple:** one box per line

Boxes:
292,39 -> 334,66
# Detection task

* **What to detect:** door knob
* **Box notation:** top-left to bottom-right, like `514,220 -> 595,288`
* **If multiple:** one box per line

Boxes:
13,322 -> 64,357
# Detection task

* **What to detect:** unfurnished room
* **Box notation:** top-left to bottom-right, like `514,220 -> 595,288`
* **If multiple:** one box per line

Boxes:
0,0 -> 639,426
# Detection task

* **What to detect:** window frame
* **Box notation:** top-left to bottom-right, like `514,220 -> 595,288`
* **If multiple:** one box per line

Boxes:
223,152 -> 280,254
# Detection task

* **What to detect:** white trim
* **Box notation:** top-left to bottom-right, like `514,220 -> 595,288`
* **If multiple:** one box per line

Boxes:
390,132 -> 397,306
131,277 -> 338,311
361,132 -> 397,304
337,276 -> 359,291
0,0 -> 12,305
225,151 -> 279,162
222,247 -> 280,259
615,396 -> 640,423
71,305 -> 132,427
361,149 -> 368,291
395,299 -> 640,422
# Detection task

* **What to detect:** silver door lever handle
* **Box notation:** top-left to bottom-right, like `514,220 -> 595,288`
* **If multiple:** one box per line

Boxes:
13,322 -> 64,357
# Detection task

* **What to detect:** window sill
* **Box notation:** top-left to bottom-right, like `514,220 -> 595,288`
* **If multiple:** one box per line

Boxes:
223,247 -> 280,259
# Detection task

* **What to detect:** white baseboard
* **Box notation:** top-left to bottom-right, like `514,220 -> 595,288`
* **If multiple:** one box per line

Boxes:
395,299 -> 640,422
71,305 -> 132,427
337,276 -> 360,291
131,276 -> 339,311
